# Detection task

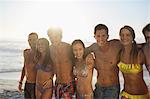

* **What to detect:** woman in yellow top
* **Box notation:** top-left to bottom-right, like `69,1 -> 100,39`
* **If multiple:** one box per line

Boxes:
118,25 -> 149,99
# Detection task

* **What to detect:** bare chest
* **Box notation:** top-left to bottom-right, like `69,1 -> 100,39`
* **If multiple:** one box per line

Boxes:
50,46 -> 69,60
94,47 -> 120,69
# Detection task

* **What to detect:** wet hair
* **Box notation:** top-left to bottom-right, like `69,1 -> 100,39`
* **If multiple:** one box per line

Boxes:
94,24 -> 108,35
119,25 -> 138,64
29,32 -> 38,38
71,39 -> 86,59
142,23 -> 150,36
36,38 -> 52,68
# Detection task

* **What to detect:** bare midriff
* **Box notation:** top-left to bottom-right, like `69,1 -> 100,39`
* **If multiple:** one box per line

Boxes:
96,68 -> 119,87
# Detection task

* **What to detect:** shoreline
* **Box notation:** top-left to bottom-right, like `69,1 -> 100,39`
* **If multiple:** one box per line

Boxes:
0,79 -> 24,99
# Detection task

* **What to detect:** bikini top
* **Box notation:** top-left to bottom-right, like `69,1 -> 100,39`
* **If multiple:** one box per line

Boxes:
36,64 -> 53,72
117,62 -> 142,74
73,64 -> 88,77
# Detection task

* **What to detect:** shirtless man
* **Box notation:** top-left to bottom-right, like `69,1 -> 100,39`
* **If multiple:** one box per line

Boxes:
86,24 -> 122,99
47,27 -> 75,99
18,32 -> 38,99
142,23 -> 150,75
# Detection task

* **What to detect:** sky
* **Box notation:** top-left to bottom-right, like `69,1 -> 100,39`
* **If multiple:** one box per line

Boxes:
0,0 -> 150,44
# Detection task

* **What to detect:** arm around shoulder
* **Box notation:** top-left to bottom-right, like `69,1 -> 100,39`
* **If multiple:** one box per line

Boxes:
109,39 -> 122,50
85,43 -> 96,56
85,53 -> 95,69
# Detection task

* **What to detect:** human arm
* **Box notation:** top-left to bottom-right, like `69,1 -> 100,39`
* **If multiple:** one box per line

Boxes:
84,43 -> 96,57
85,53 -> 95,70
138,49 -> 150,75
18,49 -> 27,93
18,65 -> 25,93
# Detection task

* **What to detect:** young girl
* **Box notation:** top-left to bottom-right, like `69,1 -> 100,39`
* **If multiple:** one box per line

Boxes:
118,25 -> 149,99
72,39 -> 94,99
35,38 -> 54,99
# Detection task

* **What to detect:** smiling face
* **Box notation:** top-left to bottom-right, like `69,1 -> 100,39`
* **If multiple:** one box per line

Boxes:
94,29 -> 108,46
28,33 -> 38,49
37,40 -> 46,53
37,38 -> 49,53
72,42 -> 85,60
120,28 -> 133,46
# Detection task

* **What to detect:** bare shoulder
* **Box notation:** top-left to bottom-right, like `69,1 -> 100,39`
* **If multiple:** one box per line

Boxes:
109,39 -> 122,48
23,49 -> 30,56
24,49 -> 30,52
109,39 -> 120,44
61,42 -> 71,47
85,43 -> 98,55
23,49 -> 30,55
62,42 -> 70,45
87,43 -> 98,50
90,43 -> 97,48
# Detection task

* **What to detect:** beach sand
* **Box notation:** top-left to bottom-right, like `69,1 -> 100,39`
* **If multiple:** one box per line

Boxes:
0,70 -> 149,99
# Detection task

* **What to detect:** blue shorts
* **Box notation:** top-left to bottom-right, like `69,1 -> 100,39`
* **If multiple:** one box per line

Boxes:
93,83 -> 120,99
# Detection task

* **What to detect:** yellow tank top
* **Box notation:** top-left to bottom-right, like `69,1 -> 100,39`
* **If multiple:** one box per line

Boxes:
118,62 -> 142,74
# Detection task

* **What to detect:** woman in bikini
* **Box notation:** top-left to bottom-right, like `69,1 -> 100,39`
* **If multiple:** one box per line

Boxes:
35,38 -> 54,99
72,39 -> 94,99
118,25 -> 149,99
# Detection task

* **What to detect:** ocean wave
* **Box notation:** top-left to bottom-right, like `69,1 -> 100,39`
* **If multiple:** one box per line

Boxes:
0,48 -> 23,53
0,40 -> 27,53
0,69 -> 21,73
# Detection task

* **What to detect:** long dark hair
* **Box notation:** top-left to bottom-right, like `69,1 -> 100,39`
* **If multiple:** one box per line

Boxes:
36,38 -> 52,68
119,25 -> 138,64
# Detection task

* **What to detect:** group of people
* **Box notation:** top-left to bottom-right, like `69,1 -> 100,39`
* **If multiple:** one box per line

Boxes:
18,23 -> 150,99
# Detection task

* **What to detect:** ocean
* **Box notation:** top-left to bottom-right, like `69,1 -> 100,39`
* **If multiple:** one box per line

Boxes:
0,40 -> 27,73
0,40 -> 92,73
0,40 -> 149,88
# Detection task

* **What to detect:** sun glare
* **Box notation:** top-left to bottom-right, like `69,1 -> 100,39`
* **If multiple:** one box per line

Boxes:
0,0 -> 149,43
